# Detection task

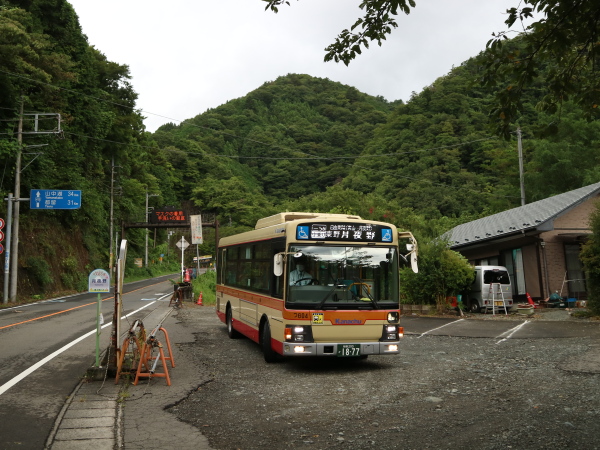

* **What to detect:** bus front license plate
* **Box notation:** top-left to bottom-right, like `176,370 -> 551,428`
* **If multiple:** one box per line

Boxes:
337,344 -> 361,357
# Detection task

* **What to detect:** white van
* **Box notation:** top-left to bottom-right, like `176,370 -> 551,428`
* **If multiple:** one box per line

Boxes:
464,265 -> 513,313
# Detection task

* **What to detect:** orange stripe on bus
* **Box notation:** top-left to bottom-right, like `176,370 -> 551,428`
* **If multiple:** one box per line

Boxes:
217,285 -> 396,323
217,286 -> 283,310
282,309 -> 392,322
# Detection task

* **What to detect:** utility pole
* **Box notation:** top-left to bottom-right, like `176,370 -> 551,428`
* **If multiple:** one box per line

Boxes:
3,194 -> 13,304
109,157 -> 115,274
9,98 -> 24,302
145,190 -> 158,267
517,127 -> 526,206
7,98 -> 61,302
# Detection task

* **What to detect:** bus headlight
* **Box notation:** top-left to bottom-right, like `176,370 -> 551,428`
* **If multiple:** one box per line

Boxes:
387,311 -> 399,323
285,324 -> 314,343
380,324 -> 401,341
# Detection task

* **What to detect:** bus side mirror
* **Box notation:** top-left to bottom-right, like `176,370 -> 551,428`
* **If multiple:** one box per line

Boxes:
398,231 -> 418,273
411,252 -> 418,274
274,254 -> 283,277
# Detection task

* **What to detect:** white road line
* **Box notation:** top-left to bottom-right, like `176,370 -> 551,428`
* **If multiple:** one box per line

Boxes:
0,301 -> 156,396
496,320 -> 530,344
417,318 -> 465,338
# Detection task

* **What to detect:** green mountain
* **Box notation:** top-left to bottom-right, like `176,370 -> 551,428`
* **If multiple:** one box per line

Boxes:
152,74 -> 397,227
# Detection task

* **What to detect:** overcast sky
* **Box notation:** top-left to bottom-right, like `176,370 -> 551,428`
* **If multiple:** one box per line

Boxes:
68,0 -> 524,133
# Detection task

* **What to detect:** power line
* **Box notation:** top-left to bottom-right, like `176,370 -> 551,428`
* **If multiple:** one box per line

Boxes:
0,68 -> 503,158
61,133 -> 515,199
0,69 -> 136,112
1,69 -> 517,200
0,68 -> 501,157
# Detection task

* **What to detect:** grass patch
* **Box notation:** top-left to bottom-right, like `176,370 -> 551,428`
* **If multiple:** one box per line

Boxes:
570,309 -> 596,319
191,270 -> 216,306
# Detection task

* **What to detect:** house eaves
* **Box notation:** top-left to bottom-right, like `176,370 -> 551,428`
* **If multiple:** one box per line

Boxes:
446,182 -> 600,249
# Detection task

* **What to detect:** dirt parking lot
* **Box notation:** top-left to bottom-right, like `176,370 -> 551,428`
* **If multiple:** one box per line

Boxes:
169,307 -> 600,449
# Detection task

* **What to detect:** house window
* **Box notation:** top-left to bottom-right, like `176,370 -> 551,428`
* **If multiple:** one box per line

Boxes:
501,248 -> 526,296
564,244 -> 586,299
478,257 -> 499,266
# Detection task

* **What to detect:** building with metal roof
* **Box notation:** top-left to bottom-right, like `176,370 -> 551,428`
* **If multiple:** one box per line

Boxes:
445,182 -> 600,301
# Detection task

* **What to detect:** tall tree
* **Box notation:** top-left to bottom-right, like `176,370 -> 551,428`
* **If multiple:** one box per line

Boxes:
263,1 -> 600,137
263,0 -> 416,65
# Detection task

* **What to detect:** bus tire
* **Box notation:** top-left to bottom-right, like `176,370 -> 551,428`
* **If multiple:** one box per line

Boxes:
468,300 -> 481,313
261,320 -> 279,363
226,306 -> 240,339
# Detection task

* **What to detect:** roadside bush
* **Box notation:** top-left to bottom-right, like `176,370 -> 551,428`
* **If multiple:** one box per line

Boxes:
580,205 -> 600,315
400,239 -> 474,312
60,257 -> 83,291
192,270 -> 216,306
26,256 -> 54,292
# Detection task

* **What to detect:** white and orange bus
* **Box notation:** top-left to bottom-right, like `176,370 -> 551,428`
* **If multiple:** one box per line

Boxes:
215,212 -> 418,362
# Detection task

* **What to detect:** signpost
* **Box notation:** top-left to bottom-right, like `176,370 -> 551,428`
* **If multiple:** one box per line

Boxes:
190,215 -> 203,244
176,237 -> 189,282
88,268 -> 110,368
30,189 -> 81,210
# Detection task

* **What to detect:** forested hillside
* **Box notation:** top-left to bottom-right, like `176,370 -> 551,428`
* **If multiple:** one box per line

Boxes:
152,74 -> 398,227
0,0 -> 177,298
1,0 -> 599,300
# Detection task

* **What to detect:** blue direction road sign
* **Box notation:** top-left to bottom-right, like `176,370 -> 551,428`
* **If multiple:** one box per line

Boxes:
30,189 -> 81,210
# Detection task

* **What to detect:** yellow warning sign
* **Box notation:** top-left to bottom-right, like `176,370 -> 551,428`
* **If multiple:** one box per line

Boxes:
312,313 -> 324,325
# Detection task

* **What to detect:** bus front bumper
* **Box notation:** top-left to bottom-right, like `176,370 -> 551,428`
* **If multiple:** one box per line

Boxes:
282,341 -> 400,357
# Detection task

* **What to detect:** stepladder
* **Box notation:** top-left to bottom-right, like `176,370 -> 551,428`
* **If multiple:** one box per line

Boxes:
484,282 -> 508,315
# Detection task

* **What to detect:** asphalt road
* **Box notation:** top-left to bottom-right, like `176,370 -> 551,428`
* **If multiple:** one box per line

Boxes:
0,274 -> 178,450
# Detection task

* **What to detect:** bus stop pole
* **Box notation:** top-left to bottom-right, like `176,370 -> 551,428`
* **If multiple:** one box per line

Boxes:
95,293 -> 101,367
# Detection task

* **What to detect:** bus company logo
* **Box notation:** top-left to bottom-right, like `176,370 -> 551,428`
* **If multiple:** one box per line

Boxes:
312,313 -> 324,324
334,318 -> 363,325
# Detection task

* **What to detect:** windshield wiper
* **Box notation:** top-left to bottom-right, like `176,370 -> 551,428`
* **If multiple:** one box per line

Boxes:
353,277 -> 379,309
315,281 -> 345,310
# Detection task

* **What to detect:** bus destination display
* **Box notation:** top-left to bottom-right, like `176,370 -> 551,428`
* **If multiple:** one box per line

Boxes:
296,223 -> 393,243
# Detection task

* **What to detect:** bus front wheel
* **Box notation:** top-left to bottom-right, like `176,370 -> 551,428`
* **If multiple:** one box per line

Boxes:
226,307 -> 240,339
261,321 -> 279,363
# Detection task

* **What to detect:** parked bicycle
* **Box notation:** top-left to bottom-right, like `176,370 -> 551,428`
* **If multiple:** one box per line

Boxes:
169,287 -> 184,309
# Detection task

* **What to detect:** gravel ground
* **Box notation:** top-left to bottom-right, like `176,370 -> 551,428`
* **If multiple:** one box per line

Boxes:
169,306 -> 600,449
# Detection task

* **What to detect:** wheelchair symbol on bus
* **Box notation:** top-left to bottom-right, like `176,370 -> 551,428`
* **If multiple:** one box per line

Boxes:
382,228 -> 392,242
297,226 -> 309,239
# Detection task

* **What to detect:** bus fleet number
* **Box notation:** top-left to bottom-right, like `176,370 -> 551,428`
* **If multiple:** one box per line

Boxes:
293,312 -> 310,319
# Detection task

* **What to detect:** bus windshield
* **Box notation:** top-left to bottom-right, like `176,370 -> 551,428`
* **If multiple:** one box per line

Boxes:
286,245 -> 399,310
